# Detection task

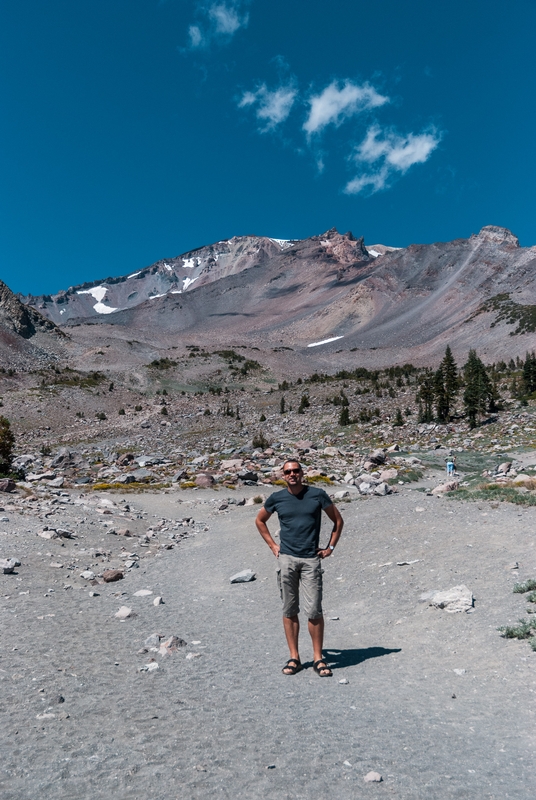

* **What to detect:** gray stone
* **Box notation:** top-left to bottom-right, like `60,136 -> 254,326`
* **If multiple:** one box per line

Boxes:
171,469 -> 188,482
238,470 -> 258,483
115,474 -> 136,484
55,528 -> 75,539
358,482 -> 372,495
114,605 -> 133,619
138,661 -> 159,672
431,480 -> 459,495
195,473 -> 215,488
79,570 -> 95,580
230,569 -> 256,583
364,771 -> 382,783
429,584 -> 473,613
0,558 -> 18,574
0,479 -> 16,493
130,468 -> 156,482
368,448 -> 386,465
144,633 -> 162,648
323,447 -> 340,457
133,589 -> 153,596
373,482 -> 390,496
102,569 -> 123,582
334,490 -> 350,499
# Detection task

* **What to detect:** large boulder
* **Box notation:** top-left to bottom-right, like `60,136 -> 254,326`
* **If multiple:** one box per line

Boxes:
0,479 -> 16,493
431,480 -> 459,495
428,585 -> 473,613
195,473 -> 215,488
368,449 -> 386,465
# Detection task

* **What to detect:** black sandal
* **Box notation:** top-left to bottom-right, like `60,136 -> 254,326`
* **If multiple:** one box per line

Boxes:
313,659 -> 333,677
282,658 -> 302,675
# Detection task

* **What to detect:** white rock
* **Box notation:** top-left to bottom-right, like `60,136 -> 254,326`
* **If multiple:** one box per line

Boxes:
364,771 -> 382,783
343,472 -> 354,483
114,605 -> 133,619
334,490 -> 350,500
138,661 -> 159,672
0,558 -> 18,574
186,652 -> 201,659
153,596 -> 164,605
453,668 -> 466,676
230,569 -> 256,583
133,589 -> 153,597
431,480 -> 459,495
429,585 -> 473,613
38,530 -> 58,540
339,678 -> 349,684
358,482 -> 372,495
373,482 -> 390,496
79,570 -> 95,580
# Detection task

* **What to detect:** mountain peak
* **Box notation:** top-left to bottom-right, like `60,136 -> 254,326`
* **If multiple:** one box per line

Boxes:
473,225 -> 519,247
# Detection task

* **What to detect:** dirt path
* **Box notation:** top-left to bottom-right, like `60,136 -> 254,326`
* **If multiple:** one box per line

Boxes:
1,486 -> 535,798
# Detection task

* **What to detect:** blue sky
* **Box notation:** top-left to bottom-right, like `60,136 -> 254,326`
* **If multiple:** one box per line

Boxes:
2,0 -> 536,295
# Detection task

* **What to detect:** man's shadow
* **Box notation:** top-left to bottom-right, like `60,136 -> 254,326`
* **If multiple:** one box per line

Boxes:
305,647 -> 401,670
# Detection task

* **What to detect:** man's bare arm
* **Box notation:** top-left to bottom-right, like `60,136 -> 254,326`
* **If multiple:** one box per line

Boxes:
255,507 -> 280,557
317,503 -> 344,559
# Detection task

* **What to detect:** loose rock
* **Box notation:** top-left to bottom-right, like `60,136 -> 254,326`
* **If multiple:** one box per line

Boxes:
230,569 -> 256,583
429,584 -> 473,613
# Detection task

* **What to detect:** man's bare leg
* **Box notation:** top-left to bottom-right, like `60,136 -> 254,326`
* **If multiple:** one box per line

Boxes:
282,615 -> 300,672
309,616 -> 332,676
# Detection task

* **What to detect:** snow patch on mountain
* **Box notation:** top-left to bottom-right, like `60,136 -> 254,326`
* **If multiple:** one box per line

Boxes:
77,285 -> 119,314
307,335 -> 344,348
269,238 -> 295,249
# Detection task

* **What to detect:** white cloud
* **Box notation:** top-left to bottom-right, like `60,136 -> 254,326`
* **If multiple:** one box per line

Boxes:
303,80 -> 389,137
345,124 -> 441,194
209,3 -> 246,35
188,25 -> 203,48
239,83 -> 297,131
185,1 -> 249,50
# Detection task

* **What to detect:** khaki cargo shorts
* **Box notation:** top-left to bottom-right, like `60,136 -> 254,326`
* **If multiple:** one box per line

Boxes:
276,554 -> 323,619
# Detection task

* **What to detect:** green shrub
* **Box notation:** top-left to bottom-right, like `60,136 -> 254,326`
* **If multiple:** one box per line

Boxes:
95,412 -> 107,421
513,579 -> 536,594
498,619 -> 534,639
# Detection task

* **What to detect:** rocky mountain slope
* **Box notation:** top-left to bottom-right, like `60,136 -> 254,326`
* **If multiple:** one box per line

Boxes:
9,224 -> 536,373
55,226 -> 536,366
21,235 -> 299,324
0,280 -> 65,367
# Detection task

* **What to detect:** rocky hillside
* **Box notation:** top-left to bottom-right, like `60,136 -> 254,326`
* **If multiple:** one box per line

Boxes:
21,235 -> 300,324
0,280 -> 65,368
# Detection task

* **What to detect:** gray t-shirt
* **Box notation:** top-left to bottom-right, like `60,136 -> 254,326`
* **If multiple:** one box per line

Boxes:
264,485 -> 333,558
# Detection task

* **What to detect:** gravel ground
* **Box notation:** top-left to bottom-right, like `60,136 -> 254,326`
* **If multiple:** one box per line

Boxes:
1,486 -> 536,799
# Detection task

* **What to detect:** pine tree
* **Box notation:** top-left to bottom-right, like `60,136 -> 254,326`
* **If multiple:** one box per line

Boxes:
394,408 -> 404,427
0,416 -> 15,475
416,371 -> 434,422
338,406 -> 350,426
280,396 -> 286,414
463,349 -> 493,428
297,394 -> 310,414
522,351 -> 536,395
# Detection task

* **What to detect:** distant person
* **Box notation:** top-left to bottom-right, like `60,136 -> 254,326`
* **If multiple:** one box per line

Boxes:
255,460 -> 344,677
446,454 -> 456,477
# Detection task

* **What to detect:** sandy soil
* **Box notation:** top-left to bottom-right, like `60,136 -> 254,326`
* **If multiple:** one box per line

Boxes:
1,485 -> 536,799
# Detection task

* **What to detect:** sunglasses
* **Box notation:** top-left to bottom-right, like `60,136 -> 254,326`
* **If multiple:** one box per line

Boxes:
283,468 -> 301,475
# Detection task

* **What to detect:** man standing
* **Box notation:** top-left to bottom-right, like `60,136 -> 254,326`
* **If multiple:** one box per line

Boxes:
255,460 -> 344,676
